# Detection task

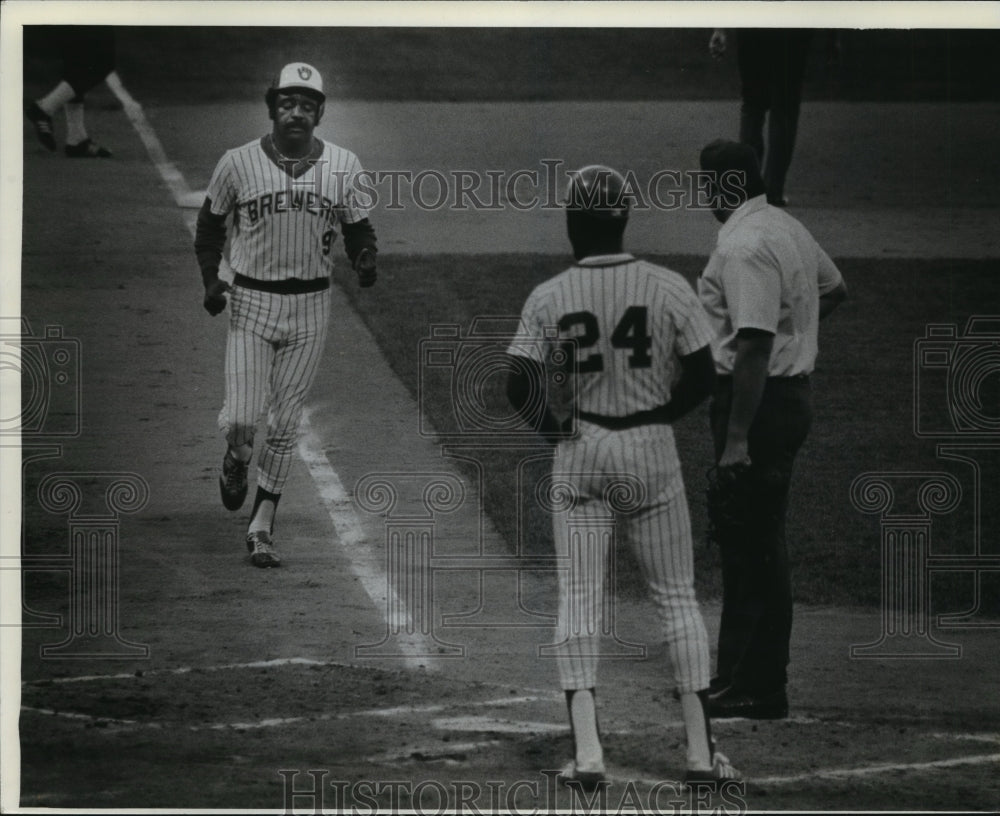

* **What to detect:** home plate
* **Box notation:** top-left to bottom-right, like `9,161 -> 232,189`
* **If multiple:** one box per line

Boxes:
433,715 -> 567,734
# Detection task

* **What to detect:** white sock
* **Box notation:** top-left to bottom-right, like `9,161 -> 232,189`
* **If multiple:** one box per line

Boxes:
37,81 -> 77,116
248,499 -> 275,535
568,689 -> 604,772
65,102 -> 88,145
680,691 -> 713,771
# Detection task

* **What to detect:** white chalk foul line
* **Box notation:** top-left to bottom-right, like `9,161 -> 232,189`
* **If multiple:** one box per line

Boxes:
432,715 -> 568,735
20,707 -> 138,727
298,410 -> 436,671
22,656 -> 329,686
106,70 -> 433,671
753,752 -> 1000,786
21,683 -> 555,732
104,72 -> 194,209
365,740 -> 504,765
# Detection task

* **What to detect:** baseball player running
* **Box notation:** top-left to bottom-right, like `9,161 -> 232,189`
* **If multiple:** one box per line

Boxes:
506,166 -> 739,788
194,62 -> 378,568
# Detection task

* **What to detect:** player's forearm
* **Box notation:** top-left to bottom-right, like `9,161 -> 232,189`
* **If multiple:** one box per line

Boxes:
506,361 -> 565,442
194,199 -> 228,286
819,280 -> 848,319
725,332 -> 773,445
341,218 -> 377,265
661,345 -> 716,423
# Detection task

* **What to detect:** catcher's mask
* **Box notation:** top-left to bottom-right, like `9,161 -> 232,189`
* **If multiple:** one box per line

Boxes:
265,62 -> 326,121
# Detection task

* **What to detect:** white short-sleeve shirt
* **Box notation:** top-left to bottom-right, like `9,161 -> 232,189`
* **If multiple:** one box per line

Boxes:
698,195 -> 843,376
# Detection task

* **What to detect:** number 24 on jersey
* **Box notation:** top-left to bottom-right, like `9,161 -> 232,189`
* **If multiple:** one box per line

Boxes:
558,306 -> 653,373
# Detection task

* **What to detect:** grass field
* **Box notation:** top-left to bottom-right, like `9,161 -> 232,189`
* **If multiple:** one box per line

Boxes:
341,254 -> 1000,611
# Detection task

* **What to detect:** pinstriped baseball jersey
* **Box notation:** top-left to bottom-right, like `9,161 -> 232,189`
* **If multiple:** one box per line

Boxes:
509,250 -> 714,695
206,138 -> 369,281
508,253 -> 715,417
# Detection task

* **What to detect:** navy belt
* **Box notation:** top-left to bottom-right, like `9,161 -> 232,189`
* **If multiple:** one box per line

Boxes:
234,274 -> 329,294
578,409 -> 665,430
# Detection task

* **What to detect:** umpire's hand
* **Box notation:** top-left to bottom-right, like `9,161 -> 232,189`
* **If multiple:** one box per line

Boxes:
203,278 -> 232,316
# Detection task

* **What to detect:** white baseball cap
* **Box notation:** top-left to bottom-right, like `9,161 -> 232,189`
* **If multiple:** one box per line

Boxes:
272,62 -> 325,100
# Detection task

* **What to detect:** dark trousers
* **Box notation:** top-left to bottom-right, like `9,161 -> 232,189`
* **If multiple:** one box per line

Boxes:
52,26 -> 117,97
736,29 -> 813,203
709,375 -> 812,694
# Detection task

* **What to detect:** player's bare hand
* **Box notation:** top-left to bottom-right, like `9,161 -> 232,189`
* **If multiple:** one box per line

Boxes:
354,247 -> 377,288
709,29 -> 728,59
203,278 -> 232,316
718,439 -> 751,473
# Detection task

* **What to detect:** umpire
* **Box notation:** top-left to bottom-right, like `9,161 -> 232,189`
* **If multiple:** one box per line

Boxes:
697,140 -> 846,719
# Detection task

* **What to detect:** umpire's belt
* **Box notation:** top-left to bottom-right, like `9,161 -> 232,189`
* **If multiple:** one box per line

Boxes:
578,409 -> 665,430
234,274 -> 330,294
715,374 -> 810,385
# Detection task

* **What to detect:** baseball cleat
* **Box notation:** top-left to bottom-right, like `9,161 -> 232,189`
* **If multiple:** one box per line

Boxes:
683,749 -> 742,790
556,760 -> 606,792
708,686 -> 788,720
65,139 -> 112,158
24,100 -> 56,152
219,450 -> 249,511
246,530 -> 281,568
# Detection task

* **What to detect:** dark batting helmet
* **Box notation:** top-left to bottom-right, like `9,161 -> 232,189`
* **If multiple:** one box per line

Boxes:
565,165 -> 630,221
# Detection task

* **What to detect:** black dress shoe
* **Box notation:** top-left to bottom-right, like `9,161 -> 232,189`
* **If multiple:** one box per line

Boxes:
672,677 -> 730,701
65,139 -> 112,158
708,676 -> 731,696
708,686 -> 789,720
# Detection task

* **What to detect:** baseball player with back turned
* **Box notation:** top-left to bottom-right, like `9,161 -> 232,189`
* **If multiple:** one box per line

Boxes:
194,62 -> 378,567
506,166 -> 739,789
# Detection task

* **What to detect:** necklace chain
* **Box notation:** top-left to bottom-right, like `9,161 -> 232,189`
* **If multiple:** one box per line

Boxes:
271,135 -> 309,164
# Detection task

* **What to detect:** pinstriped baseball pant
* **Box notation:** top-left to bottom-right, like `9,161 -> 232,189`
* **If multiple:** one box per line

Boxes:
218,285 -> 331,495
550,422 -> 711,693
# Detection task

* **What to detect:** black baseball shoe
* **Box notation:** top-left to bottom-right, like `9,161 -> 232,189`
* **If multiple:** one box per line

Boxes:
24,100 -> 56,152
708,686 -> 789,720
219,449 -> 249,511
65,139 -> 112,158
246,530 -> 281,568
